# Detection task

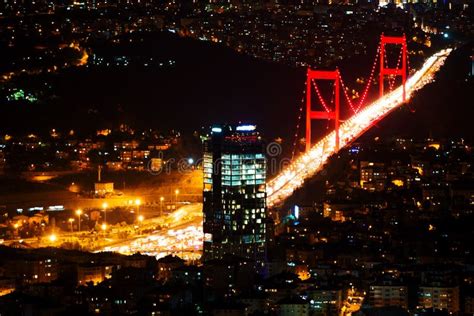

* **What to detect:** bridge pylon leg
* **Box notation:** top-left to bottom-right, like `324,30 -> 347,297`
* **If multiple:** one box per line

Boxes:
306,68 -> 340,152
379,33 -> 407,102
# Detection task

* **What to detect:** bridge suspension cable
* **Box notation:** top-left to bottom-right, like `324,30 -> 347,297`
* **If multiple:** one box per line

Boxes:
267,47 -> 452,208
385,45 -> 404,92
379,33 -> 407,101
291,81 -> 307,160
311,79 -> 333,113
338,40 -> 381,114
294,35 -> 410,162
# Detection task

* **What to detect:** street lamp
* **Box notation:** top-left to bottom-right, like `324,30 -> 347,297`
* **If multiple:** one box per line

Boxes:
135,198 -> 141,216
160,196 -> 164,217
101,223 -> 107,232
102,202 -> 108,223
175,189 -> 179,206
75,209 -> 82,232
68,218 -> 74,232
136,214 -> 144,235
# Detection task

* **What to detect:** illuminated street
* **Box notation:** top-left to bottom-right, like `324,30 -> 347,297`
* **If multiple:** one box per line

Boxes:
3,203 -> 203,260
97,203 -> 203,260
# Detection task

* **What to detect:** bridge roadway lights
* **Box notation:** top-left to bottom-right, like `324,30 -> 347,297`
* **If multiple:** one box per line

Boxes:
306,68 -> 340,153
305,34 -> 407,155
380,33 -> 407,102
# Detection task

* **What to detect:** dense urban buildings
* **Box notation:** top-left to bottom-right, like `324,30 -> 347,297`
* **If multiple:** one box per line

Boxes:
0,0 -> 472,315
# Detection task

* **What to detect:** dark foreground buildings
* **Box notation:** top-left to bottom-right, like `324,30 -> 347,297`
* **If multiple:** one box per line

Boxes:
202,124 -> 267,267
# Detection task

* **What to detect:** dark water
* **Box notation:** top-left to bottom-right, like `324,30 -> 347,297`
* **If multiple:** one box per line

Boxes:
0,32 -> 303,141
1,32 -> 472,143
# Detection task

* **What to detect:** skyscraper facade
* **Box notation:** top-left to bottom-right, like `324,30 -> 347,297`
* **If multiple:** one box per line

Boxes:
203,124 -> 267,265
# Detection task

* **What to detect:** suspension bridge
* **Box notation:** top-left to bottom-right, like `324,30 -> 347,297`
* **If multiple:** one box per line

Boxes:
267,34 -> 452,208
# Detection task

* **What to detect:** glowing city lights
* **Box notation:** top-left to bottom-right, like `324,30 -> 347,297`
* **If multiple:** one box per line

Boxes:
49,234 -> 57,242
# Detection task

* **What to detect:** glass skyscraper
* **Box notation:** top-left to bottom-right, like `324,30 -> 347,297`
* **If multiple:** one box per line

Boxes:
202,124 -> 267,265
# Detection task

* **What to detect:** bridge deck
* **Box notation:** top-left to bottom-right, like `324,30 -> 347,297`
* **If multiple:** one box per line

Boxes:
267,48 -> 453,208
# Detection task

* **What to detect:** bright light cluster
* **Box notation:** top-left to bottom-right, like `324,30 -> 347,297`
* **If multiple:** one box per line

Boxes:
96,204 -> 204,260
267,48 -> 452,208
102,224 -> 203,260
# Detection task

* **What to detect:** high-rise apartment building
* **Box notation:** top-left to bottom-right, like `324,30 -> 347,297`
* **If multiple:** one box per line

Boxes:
202,124 -> 267,266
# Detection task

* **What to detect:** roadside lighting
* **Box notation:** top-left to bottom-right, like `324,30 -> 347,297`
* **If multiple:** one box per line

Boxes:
102,202 -> 108,223
49,233 -> 57,242
137,215 -> 144,222
175,189 -> 179,205
160,196 -> 164,216
75,209 -> 82,231
68,218 -> 74,232
101,223 -> 107,231
135,199 -> 141,216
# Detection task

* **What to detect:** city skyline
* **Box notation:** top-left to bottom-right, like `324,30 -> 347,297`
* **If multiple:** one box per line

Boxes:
0,0 -> 473,315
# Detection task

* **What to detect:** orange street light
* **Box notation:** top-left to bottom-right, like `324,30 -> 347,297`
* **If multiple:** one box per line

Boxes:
49,233 -> 57,242
68,218 -> 75,232
135,199 -> 141,216
102,202 -> 108,223
160,196 -> 164,216
75,209 -> 82,231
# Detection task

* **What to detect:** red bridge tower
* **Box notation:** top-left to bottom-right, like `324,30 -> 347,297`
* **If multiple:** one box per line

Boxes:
306,69 -> 340,152
379,34 -> 407,101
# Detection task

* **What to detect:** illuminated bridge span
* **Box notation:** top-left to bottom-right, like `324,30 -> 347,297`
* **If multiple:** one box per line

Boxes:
267,36 -> 452,208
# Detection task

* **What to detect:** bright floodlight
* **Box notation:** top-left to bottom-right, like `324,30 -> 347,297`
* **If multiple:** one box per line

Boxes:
236,125 -> 256,131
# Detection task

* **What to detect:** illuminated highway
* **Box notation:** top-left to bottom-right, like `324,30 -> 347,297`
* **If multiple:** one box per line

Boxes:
96,203 -> 203,260
266,48 -> 453,208
3,204 -> 203,260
